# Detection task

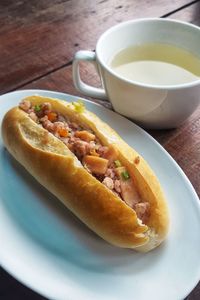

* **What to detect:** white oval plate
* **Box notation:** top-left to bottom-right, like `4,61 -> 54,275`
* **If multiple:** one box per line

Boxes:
0,90 -> 200,300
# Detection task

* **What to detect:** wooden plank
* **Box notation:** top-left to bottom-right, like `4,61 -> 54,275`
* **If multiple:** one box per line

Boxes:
150,107 -> 200,196
0,0 -> 193,94
168,1 -> 200,25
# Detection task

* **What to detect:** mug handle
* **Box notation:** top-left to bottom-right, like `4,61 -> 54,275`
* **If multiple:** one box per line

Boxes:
72,50 -> 107,100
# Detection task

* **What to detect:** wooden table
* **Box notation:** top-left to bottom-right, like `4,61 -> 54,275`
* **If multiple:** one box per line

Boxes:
0,1 -> 199,299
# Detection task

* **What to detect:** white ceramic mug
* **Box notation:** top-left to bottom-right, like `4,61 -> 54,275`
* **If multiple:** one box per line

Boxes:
73,18 -> 200,129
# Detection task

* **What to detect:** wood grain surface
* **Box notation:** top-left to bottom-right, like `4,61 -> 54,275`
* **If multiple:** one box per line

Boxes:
0,0 -> 196,93
0,0 -> 200,299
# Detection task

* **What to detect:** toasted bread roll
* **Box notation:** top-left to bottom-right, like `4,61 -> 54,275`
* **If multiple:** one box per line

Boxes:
1,95 -> 169,251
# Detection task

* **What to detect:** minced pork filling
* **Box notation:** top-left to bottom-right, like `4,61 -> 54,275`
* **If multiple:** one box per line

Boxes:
19,100 -> 150,222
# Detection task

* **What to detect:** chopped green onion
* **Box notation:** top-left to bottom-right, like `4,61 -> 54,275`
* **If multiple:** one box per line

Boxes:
114,160 -> 122,168
72,100 -> 85,113
121,170 -> 130,180
34,104 -> 41,112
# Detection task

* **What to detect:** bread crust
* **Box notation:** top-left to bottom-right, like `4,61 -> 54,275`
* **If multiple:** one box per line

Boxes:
1,96 -> 169,251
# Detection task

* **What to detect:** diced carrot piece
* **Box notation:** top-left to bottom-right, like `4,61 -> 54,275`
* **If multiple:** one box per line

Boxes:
47,112 -> 57,122
103,145 -> 119,163
83,155 -> 108,174
74,130 -> 95,142
58,128 -> 68,137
